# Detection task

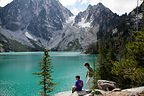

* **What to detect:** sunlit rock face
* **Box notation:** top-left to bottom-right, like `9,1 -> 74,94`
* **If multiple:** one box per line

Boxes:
49,3 -> 121,51
74,3 -> 120,39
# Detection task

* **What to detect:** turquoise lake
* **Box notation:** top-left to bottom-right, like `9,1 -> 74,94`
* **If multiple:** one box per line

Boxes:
0,52 -> 97,96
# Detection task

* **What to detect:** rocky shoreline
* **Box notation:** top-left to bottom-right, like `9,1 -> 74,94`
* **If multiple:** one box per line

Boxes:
54,87 -> 144,96
54,80 -> 144,96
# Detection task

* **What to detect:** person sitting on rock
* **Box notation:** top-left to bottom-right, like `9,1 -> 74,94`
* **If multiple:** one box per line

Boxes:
72,75 -> 83,93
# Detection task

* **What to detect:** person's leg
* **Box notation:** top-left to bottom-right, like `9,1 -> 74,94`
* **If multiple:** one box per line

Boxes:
72,86 -> 76,93
86,77 -> 93,90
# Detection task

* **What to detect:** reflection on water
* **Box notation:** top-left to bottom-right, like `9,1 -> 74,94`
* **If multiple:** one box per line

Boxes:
0,52 -> 97,96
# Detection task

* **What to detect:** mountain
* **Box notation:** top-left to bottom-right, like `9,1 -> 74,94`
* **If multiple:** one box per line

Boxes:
49,3 -> 121,51
85,2 -> 144,54
1,1 -> 142,52
0,32 -> 44,52
0,2 -> 121,51
0,0 -> 73,39
0,0 -> 73,51
74,3 -> 120,39
108,2 -> 144,37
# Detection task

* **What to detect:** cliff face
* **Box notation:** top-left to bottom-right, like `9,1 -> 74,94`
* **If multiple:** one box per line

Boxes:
0,0 -> 73,40
74,3 -> 120,29
0,0 -> 74,51
49,3 -> 121,51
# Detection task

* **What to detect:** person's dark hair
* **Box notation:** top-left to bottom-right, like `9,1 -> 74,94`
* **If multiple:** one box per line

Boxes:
84,62 -> 90,67
75,75 -> 80,79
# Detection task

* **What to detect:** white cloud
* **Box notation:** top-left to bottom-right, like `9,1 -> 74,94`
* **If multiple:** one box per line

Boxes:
0,0 -> 143,16
59,0 -> 77,6
89,0 -> 143,15
71,7 -> 84,15
81,0 -> 89,5
0,0 -> 13,7
71,8 -> 79,15
89,0 -> 102,5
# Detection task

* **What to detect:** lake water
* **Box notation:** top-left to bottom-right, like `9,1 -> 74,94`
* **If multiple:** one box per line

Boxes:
0,52 -> 97,96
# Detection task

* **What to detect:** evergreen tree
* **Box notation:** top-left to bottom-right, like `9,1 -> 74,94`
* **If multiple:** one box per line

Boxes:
92,53 -> 102,89
93,30 -> 144,89
112,30 -> 144,88
92,38 -> 117,89
33,49 -> 56,96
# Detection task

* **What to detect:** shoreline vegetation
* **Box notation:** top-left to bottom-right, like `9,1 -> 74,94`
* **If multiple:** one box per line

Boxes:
91,30 -> 144,92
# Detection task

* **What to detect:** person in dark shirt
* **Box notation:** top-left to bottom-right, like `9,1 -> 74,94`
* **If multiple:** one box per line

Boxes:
84,62 -> 94,91
72,75 -> 83,93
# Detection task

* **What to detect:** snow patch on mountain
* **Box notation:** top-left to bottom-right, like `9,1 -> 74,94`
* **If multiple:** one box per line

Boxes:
66,16 -> 75,25
0,28 -> 33,47
25,32 -> 37,41
77,18 -> 91,28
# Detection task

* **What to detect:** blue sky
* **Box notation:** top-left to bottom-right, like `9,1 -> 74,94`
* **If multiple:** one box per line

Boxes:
0,0 -> 143,15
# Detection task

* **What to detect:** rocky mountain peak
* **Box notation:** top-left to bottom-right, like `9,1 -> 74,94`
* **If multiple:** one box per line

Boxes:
87,4 -> 93,9
86,3 -> 109,13
96,2 -> 104,7
87,3 -> 104,9
0,0 -> 73,40
74,3 -> 118,28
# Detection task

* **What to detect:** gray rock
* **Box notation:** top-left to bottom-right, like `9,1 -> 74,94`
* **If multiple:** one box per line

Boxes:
54,90 -> 90,96
97,80 -> 116,91
127,92 -> 140,96
112,88 -> 121,92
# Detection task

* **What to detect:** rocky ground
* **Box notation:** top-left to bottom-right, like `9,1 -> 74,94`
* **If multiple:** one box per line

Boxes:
53,90 -> 91,96
54,80 -> 144,96
54,87 -> 144,96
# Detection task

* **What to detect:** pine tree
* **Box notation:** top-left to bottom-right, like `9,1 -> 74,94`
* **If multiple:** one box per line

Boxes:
92,37 -> 119,89
33,49 -> 56,96
92,54 -> 102,89
112,30 -> 144,88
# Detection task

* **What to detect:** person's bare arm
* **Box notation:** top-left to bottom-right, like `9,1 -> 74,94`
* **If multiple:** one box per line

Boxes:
85,71 -> 88,79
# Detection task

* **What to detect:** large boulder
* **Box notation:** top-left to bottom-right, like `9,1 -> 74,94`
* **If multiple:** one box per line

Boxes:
94,86 -> 144,96
97,80 -> 116,91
